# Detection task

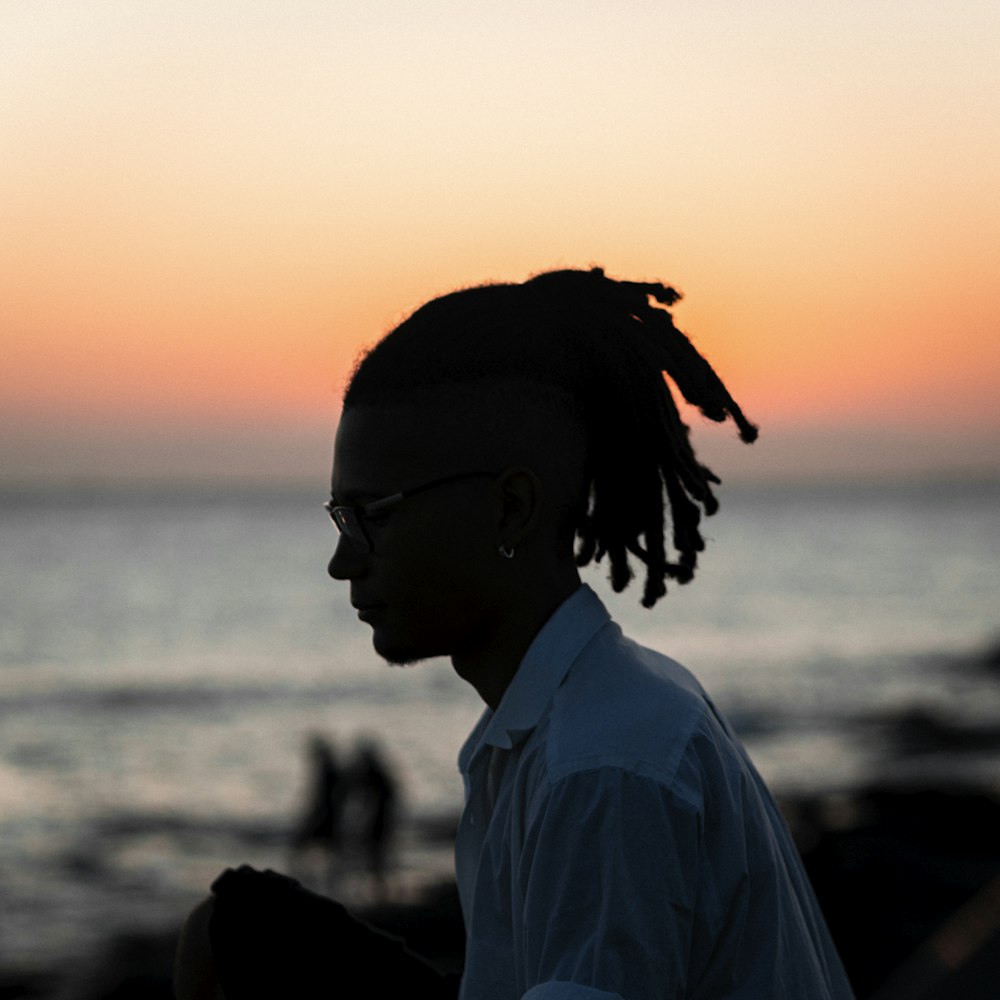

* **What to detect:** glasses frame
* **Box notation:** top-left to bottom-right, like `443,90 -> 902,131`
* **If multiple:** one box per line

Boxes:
324,470 -> 494,553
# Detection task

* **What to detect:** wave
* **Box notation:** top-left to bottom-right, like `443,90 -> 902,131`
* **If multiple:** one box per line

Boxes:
0,677 -> 425,716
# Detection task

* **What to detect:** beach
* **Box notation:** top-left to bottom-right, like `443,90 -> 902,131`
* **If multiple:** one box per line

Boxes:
2,479 -> 998,997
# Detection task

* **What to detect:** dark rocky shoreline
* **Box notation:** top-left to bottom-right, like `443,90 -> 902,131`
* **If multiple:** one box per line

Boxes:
7,677 -> 1000,1000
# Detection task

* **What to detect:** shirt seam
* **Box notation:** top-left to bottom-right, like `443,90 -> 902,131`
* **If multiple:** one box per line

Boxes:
542,759 -> 703,815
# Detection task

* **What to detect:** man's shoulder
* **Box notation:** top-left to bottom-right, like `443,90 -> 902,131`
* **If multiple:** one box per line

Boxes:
542,624 -> 721,793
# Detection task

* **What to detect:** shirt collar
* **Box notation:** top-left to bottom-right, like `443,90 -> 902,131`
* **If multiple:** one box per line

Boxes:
460,584 -> 611,768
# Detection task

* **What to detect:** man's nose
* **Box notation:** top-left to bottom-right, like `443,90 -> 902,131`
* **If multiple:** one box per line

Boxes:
328,532 -> 366,580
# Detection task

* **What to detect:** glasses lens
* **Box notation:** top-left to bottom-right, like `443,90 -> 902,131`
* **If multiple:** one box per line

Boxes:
328,505 -> 371,553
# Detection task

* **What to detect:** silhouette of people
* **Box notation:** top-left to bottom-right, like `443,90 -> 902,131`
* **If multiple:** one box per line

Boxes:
289,735 -> 345,891
176,267 -> 854,999
347,739 -> 397,894
288,733 -> 401,899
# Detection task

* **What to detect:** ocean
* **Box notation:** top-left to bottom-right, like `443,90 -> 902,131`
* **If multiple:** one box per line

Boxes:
1,479 -> 998,974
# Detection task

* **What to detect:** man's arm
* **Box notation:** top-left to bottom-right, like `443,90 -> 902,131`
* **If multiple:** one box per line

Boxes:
511,768 -> 703,999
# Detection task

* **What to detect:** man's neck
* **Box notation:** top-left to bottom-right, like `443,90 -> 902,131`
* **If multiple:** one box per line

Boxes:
451,573 -> 581,711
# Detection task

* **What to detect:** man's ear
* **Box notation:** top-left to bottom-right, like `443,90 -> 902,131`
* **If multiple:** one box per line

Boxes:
494,466 -> 542,548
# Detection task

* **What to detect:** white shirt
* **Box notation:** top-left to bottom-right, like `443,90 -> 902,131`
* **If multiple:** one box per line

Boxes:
455,585 -> 854,1000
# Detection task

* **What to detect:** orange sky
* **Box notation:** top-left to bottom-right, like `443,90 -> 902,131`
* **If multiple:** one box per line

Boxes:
3,2 -> 999,484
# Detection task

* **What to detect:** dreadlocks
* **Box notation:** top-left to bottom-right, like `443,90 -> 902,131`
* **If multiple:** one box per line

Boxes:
344,267 -> 757,608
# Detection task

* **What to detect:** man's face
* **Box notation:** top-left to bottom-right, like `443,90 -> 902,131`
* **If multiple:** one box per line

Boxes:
327,405 -> 502,665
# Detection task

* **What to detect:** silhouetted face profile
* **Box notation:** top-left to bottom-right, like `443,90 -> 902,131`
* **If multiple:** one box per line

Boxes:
328,403 -> 509,666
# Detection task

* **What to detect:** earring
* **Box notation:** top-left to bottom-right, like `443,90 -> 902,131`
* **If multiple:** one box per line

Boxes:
498,542 -> 515,559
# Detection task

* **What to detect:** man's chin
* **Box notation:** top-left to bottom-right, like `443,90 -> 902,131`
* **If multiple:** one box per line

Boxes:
371,630 -> 435,667
382,656 -> 420,667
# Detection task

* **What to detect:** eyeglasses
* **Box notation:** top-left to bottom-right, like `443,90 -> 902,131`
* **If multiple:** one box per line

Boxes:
324,470 -> 494,553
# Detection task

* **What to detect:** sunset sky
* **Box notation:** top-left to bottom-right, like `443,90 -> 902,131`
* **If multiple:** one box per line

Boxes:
3,1 -> 999,485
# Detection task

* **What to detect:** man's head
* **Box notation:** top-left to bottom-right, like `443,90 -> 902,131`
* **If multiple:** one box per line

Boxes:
327,386 -> 584,665
328,267 -> 757,655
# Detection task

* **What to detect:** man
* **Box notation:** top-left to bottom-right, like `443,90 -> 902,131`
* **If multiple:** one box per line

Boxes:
177,268 -> 854,999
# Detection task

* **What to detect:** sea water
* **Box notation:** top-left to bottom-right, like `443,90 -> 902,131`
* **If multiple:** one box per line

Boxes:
1,480 -> 998,970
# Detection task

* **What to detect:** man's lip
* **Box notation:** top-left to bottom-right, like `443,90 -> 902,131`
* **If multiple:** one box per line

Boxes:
353,604 -> 384,621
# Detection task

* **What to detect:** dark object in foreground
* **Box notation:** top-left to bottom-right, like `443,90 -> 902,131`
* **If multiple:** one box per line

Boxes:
208,865 -> 459,998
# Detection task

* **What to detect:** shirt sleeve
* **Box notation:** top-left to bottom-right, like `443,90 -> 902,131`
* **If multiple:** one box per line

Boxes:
513,767 -> 703,1000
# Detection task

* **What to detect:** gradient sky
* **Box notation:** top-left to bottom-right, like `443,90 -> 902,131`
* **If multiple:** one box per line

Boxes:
3,1 -> 999,485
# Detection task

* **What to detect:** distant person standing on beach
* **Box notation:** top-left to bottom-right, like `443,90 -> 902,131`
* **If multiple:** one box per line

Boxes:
348,739 -> 397,894
289,735 -> 344,891
176,267 -> 854,998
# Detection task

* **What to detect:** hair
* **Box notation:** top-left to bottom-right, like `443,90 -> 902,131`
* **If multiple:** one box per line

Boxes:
344,267 -> 757,608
